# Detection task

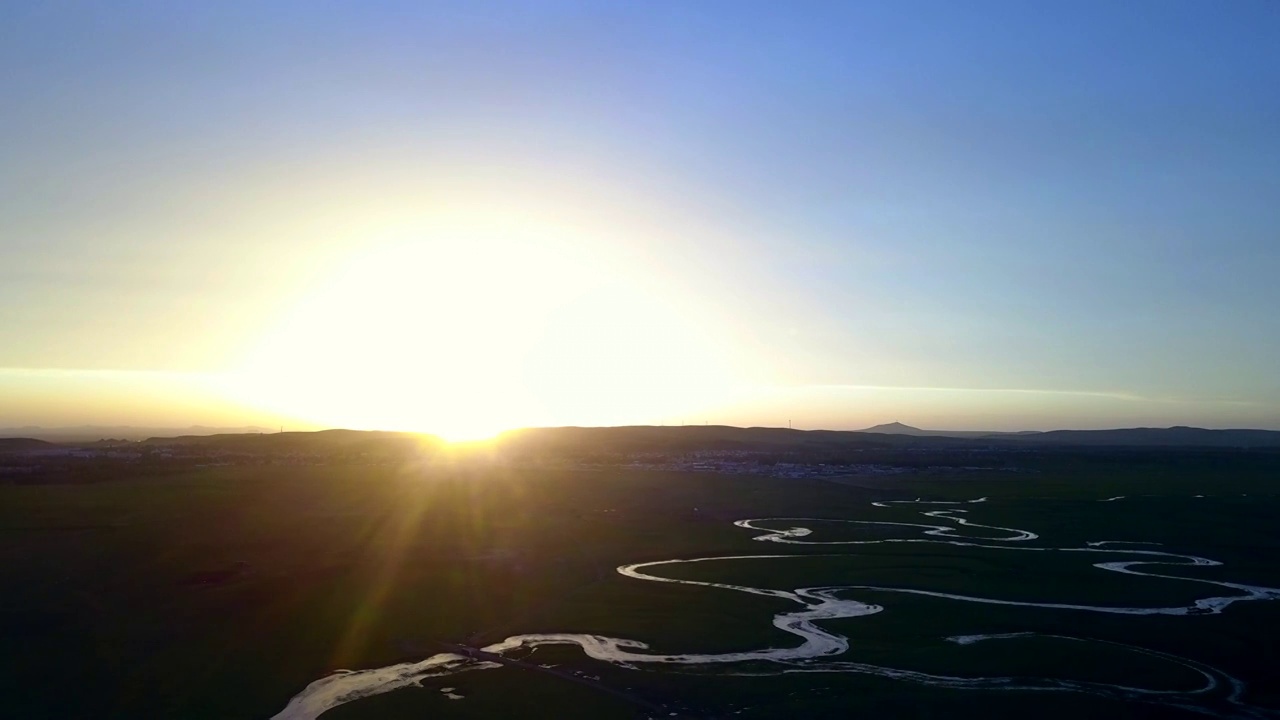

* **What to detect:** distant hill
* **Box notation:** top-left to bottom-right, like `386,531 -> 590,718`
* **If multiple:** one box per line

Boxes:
858,422 -> 1034,439
499,424 -> 975,455
141,429 -> 446,456
7,423 -> 1279,454
512,424 -> 1280,453
1001,426 -> 1280,448
860,422 -> 929,435
0,438 -> 53,453
858,423 -> 1280,448
0,425 -> 273,442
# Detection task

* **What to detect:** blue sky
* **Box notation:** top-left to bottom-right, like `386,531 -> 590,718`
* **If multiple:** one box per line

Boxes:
2,1 -> 1278,432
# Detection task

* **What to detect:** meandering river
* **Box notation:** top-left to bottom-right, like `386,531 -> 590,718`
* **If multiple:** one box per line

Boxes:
271,497 -> 1280,719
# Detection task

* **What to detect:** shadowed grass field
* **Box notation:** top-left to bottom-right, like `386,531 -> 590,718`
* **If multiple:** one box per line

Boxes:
1,452 -> 1278,718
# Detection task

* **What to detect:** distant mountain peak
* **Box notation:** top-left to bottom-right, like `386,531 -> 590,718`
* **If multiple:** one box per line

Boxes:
862,422 -> 924,434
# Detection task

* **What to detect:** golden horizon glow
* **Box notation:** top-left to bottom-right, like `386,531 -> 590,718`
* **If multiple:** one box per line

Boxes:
222,215 -> 742,441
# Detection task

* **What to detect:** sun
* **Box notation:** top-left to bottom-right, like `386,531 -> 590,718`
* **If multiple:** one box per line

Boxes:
225,228 -> 739,438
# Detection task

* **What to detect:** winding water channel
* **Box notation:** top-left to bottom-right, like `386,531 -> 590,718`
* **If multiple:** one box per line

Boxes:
271,497 -> 1280,719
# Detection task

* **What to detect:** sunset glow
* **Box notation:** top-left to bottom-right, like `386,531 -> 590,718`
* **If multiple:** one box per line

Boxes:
2,1 -> 1277,436
225,218 -> 740,440
7,6 -> 1280,720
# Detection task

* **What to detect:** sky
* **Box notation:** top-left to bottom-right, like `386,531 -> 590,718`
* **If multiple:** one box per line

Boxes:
2,0 -> 1279,437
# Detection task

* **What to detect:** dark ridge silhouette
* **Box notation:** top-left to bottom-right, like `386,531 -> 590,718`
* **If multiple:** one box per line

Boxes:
497,424 -> 973,454
0,425 -> 273,442
0,438 -> 53,453
499,424 -> 1280,452
1000,426 -> 1280,448
15,425 -> 1280,457
855,422 -> 1280,446
141,429 -> 446,456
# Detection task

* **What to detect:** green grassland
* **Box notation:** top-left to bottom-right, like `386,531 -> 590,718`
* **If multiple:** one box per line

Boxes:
1,452 -> 1278,718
